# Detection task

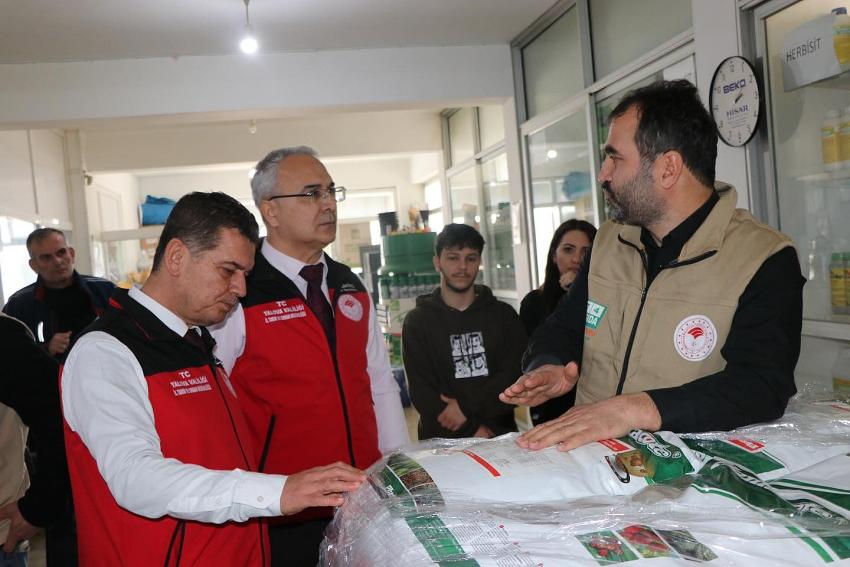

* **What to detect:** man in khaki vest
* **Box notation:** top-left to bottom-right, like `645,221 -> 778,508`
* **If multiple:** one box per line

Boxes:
500,79 -> 803,451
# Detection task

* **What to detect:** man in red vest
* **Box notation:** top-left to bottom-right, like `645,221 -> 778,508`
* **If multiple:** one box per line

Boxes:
62,192 -> 365,566
212,147 -> 409,566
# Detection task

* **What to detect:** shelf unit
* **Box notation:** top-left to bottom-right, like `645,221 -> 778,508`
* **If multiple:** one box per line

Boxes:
98,225 -> 163,242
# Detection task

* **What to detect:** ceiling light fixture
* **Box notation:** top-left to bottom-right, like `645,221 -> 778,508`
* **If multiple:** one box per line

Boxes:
239,0 -> 259,55
546,149 -> 558,159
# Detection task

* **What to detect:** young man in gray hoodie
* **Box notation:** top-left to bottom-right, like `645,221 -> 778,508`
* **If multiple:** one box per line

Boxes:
402,224 -> 527,440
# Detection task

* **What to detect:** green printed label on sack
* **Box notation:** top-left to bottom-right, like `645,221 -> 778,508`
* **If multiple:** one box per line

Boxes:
691,459 -> 850,563
404,515 -> 480,566
683,437 -> 785,475
585,300 -> 608,337
611,430 -> 695,484
376,453 -> 445,512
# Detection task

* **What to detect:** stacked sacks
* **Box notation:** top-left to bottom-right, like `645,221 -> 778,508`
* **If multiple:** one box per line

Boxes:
321,400 -> 850,566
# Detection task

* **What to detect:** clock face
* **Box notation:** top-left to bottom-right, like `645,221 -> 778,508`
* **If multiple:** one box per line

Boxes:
710,56 -> 760,147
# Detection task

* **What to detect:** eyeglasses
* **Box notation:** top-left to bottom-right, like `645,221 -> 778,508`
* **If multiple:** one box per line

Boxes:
266,186 -> 346,204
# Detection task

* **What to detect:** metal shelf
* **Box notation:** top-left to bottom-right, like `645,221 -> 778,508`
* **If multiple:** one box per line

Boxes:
97,225 -> 163,242
802,319 -> 850,342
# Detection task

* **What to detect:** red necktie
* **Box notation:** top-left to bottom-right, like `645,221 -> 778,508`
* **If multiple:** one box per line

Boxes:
183,327 -> 209,354
299,264 -> 335,341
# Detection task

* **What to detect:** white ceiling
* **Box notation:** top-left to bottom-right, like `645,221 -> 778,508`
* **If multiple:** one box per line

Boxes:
0,0 -> 557,65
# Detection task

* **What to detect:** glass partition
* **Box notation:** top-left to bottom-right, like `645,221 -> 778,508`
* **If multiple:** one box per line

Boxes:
481,153 -> 515,290
449,167 -> 480,230
527,110 -> 594,284
521,6 -> 584,118
763,0 -> 850,324
479,105 -> 505,150
448,108 -> 475,166
590,0 -> 692,79
0,216 -> 37,304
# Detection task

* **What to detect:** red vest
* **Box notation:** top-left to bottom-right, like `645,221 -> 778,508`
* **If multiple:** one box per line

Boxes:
230,253 -> 380,520
63,291 -> 269,566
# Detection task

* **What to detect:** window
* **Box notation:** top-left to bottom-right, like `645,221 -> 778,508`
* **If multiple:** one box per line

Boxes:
424,179 -> 444,234
448,108 -> 475,166
481,154 -> 515,290
527,111 -> 595,284
479,105 -> 505,150
0,216 -> 37,304
521,6 -> 584,118
590,0 -> 692,79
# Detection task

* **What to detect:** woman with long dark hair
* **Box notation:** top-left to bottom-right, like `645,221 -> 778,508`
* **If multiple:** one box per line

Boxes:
519,218 -> 596,424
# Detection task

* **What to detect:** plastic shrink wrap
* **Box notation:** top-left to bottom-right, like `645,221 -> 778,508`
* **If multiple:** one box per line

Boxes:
321,399 -> 850,566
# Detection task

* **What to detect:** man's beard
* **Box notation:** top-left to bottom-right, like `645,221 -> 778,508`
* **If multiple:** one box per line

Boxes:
602,161 -> 664,227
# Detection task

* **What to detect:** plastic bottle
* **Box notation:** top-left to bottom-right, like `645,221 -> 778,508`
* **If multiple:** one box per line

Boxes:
390,274 -> 400,300
379,276 -> 391,304
833,7 -> 850,65
831,252 -> 848,314
823,110 -> 841,171
845,252 -> 850,313
840,106 -> 850,168
832,348 -> 850,395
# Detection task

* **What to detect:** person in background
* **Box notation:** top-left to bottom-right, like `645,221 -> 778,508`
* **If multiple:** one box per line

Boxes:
212,147 -> 408,567
500,79 -> 803,451
3,228 -> 114,362
62,192 -> 365,567
0,313 -> 69,567
2,228 -> 112,566
519,219 -> 596,425
402,224 -> 527,440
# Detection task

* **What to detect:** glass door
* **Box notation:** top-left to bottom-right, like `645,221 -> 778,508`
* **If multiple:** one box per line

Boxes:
755,0 -> 850,388
762,0 -> 850,324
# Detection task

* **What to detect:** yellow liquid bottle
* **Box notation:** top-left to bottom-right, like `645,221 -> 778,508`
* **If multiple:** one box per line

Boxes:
834,7 -> 850,65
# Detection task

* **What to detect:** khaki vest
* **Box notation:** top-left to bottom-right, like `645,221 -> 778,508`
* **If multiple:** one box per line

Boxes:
577,185 -> 794,405
0,314 -> 30,543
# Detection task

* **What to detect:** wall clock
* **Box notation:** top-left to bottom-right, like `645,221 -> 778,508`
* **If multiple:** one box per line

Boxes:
709,56 -> 761,147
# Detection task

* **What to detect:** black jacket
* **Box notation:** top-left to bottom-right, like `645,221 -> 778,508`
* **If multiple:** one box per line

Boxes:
0,314 -> 68,527
402,285 -> 527,439
3,271 -> 114,360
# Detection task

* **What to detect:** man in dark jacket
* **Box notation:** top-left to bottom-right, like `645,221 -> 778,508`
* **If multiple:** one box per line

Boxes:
3,228 -> 114,361
0,313 -> 69,563
402,224 -> 527,440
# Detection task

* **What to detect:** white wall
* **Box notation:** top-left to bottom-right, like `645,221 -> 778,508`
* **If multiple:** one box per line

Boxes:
0,45 -> 513,129
87,173 -> 141,236
692,0 -> 751,209
83,109 -> 444,173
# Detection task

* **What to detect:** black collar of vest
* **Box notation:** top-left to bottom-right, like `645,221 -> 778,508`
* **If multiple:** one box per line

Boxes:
616,183 -> 736,264
107,287 -> 213,348
249,245 -> 363,294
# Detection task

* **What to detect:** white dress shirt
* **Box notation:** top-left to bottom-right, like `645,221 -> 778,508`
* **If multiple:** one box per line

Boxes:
211,240 -> 409,453
62,285 -> 286,523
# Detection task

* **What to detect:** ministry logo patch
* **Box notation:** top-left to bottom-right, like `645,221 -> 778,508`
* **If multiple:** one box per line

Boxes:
338,295 -> 364,322
673,315 -> 717,361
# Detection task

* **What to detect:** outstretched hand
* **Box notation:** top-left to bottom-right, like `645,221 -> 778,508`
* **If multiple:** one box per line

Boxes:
280,462 -> 366,516
498,362 -> 579,407
515,393 -> 662,452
